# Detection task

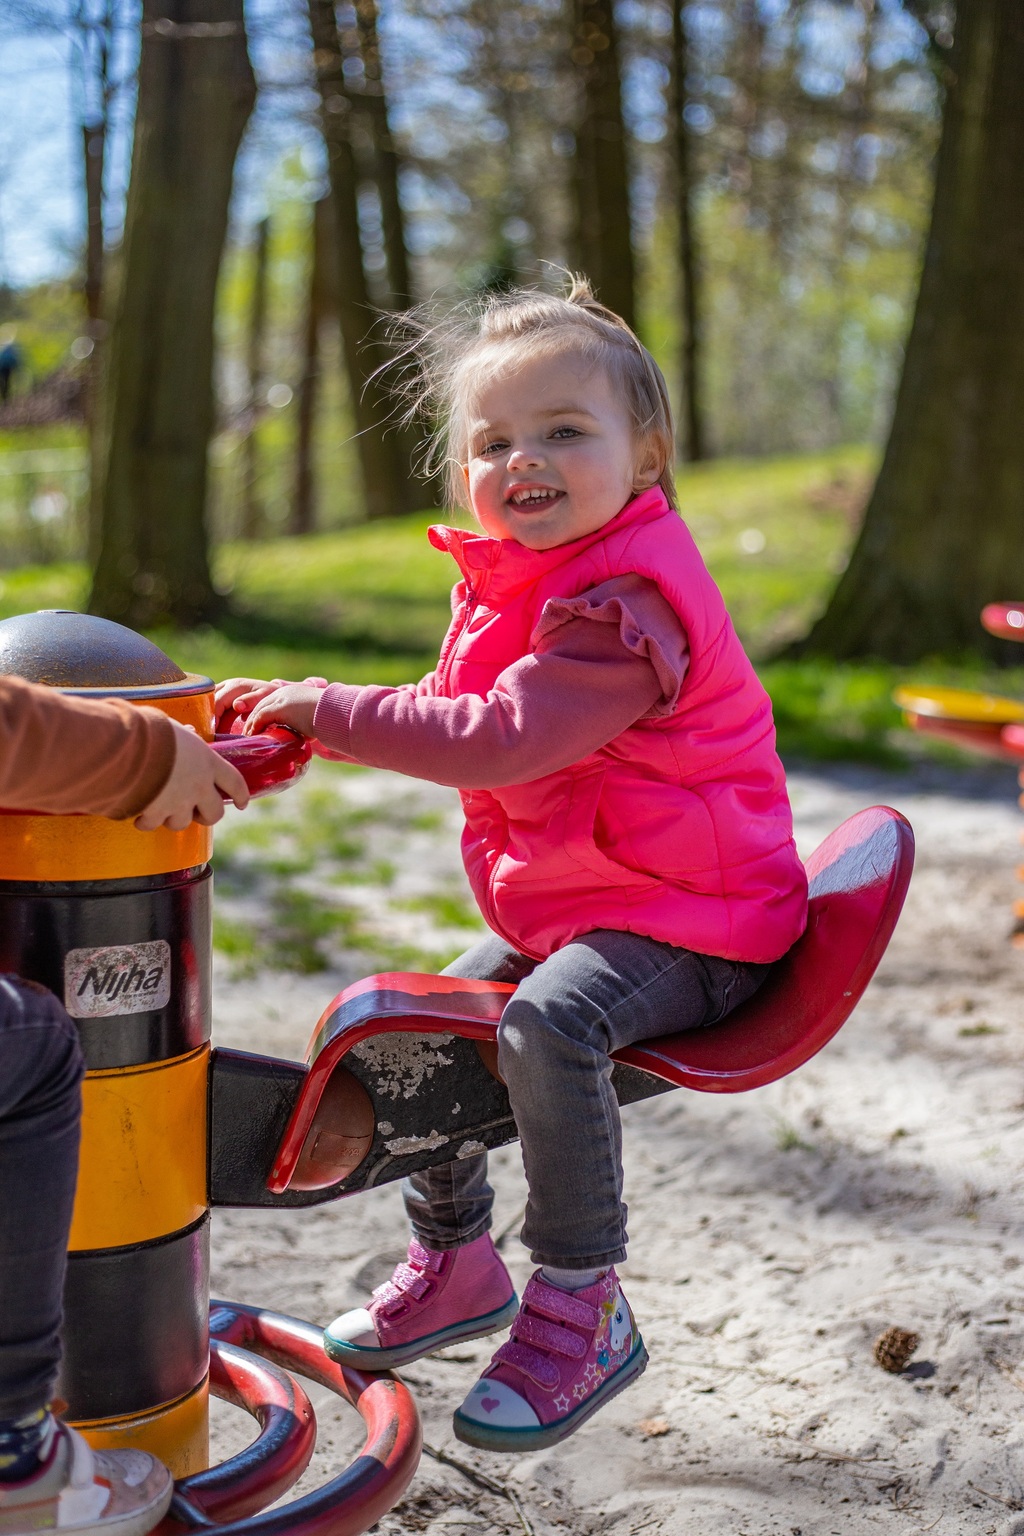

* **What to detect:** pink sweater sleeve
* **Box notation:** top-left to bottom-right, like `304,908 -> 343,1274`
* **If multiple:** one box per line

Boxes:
312,669 -> 437,760
312,577 -> 688,789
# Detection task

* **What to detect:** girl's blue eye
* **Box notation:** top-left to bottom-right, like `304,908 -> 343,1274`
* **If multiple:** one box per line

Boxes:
551,426 -> 581,439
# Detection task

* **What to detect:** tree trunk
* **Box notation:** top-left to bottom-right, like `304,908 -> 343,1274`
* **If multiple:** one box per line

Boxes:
567,0 -> 635,328
291,196 -> 329,536
668,0 -> 705,462
82,118 -> 106,561
800,0 -> 1024,662
307,0 -> 420,519
78,0 -> 114,563
240,215 -> 270,539
353,0 -> 413,308
89,0 -> 256,628
822,0 -> 879,440
82,124 -> 105,337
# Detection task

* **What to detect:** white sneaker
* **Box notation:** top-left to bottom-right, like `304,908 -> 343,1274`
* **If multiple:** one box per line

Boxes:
0,1422 -> 172,1536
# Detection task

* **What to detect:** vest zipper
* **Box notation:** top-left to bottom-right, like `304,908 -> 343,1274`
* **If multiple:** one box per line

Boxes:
438,586 -> 476,694
481,803 -> 511,940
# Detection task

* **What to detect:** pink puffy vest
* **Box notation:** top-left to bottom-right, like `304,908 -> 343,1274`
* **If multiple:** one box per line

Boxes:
428,487 -> 807,963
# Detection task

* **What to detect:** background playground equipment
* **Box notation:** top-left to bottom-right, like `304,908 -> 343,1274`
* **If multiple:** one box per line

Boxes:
0,608 -> 915,1532
894,603 -> 1024,944
0,610 -> 419,1536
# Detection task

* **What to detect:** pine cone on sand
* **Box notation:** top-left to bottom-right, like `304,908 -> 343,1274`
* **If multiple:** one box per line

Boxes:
873,1326 -> 919,1373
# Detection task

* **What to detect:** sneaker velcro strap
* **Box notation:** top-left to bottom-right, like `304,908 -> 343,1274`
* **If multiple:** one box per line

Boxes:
408,1241 -> 445,1273
384,1264 -> 433,1299
372,1283 -> 408,1318
494,1339 -> 560,1390
523,1277 -> 599,1329
513,1313 -> 587,1359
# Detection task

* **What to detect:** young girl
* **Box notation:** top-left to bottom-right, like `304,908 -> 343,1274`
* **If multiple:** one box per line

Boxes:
216,279 -> 807,1453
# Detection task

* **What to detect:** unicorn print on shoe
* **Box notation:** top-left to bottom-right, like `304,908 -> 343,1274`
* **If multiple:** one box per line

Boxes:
453,1268 -> 647,1451
323,1231 -> 518,1370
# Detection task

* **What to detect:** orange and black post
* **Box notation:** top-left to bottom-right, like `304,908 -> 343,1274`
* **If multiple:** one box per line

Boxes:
0,611 -> 216,1476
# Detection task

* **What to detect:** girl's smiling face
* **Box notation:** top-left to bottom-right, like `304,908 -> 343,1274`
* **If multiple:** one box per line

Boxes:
463,347 -> 652,550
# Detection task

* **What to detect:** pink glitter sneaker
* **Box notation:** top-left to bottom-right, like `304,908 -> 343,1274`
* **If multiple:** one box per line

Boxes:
323,1232 -> 518,1370
453,1268 -> 647,1451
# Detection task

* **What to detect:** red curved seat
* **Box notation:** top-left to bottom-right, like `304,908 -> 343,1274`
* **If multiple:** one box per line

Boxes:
268,806 -> 914,1194
616,803 -> 913,1089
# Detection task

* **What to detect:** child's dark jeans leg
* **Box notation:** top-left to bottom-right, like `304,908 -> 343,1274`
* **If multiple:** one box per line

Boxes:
402,935 -> 534,1251
403,931 -> 767,1263
0,976 -> 84,1420
497,932 -> 767,1268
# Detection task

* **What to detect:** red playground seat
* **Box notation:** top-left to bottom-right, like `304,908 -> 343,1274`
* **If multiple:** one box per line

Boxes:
616,803 -> 914,1090
265,805 -> 914,1196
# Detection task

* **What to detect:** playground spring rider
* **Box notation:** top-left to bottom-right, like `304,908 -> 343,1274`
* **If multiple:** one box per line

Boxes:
0,611 -> 418,1536
0,610 -> 916,1534
895,602 -> 1024,943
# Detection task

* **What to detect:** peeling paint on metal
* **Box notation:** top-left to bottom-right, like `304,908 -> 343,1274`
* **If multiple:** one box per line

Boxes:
351,1033 -> 455,1101
384,1129 -> 451,1156
378,1121 -> 395,1136
456,1140 -> 487,1160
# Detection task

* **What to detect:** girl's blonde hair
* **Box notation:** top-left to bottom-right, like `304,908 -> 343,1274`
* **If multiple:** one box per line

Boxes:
389,275 -> 678,511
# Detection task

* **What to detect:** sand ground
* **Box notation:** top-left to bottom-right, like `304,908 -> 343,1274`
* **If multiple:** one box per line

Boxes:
207,758 -> 1024,1536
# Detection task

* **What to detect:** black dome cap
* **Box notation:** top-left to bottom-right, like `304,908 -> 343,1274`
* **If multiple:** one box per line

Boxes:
0,611 -> 189,688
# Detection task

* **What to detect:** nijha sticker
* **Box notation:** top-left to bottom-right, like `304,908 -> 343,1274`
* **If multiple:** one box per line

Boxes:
64,940 -> 171,1018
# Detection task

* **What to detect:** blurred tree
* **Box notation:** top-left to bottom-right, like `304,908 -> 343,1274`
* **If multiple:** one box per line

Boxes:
407,0 -> 570,289
77,0 -> 113,528
1,0 -> 952,504
308,0 -> 421,518
568,0 -> 635,325
658,0 -> 940,456
349,0 -> 414,307
463,0 -> 535,290
668,0 -> 705,460
820,0 -> 883,439
801,0 -> 1024,661
240,216 -> 270,539
89,0 -> 256,626
291,196 -> 331,535
75,8 -> 112,579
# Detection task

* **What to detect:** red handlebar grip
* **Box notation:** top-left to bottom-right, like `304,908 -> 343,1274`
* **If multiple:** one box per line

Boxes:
212,729 -> 312,799
982,603 -> 1024,643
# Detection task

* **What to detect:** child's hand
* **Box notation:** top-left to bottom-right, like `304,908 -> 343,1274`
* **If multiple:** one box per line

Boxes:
214,676 -> 276,728
136,723 -> 250,831
215,675 -> 327,730
243,683 -> 323,740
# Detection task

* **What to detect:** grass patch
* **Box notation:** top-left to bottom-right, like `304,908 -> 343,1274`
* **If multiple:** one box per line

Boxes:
391,891 -> 484,929
0,562 -> 86,616
762,658 -> 905,764
211,766 -> 476,976
677,445 -> 873,658
773,1116 -> 815,1154
5,446 -> 1024,764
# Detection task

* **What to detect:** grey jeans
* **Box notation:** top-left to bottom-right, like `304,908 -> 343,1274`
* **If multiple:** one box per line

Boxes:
0,977 -> 84,1419
403,930 -> 768,1269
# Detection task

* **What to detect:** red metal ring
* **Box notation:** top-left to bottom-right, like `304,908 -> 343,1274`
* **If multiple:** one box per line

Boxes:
162,1302 -> 420,1536
173,1339 -> 316,1522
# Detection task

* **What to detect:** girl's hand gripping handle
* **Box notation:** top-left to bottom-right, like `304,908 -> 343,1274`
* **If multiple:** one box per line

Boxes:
211,724 -> 313,800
